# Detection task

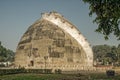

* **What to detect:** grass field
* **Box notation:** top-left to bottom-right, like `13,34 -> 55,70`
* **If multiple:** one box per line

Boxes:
0,72 -> 120,80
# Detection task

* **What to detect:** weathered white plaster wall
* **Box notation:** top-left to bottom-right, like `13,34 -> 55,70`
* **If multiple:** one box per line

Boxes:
42,12 -> 93,66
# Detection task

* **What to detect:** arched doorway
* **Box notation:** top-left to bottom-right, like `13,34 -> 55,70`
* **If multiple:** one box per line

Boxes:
30,60 -> 34,66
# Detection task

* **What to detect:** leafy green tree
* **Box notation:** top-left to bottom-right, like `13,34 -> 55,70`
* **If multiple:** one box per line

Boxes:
83,0 -> 120,40
0,41 -> 14,62
93,44 -> 120,66
92,45 -> 111,60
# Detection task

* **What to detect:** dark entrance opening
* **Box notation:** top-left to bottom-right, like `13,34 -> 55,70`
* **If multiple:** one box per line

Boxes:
30,60 -> 34,66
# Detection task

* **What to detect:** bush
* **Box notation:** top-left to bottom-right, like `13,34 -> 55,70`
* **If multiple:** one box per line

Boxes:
55,69 -> 61,74
106,70 -> 115,77
0,64 -> 5,67
0,69 -> 52,75
44,69 -> 52,74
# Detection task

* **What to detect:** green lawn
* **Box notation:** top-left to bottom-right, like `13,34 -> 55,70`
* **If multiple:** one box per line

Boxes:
0,73 -> 120,80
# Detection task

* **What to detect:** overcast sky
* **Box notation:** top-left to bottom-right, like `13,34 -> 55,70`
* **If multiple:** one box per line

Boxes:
0,0 -> 119,51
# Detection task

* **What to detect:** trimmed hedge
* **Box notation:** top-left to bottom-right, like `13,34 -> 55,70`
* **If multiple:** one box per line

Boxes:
0,68 -> 52,75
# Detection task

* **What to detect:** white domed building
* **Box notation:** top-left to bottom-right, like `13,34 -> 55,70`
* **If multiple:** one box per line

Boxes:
15,12 -> 93,71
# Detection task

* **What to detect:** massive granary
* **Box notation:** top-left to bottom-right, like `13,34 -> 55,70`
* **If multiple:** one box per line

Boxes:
15,11 -> 93,71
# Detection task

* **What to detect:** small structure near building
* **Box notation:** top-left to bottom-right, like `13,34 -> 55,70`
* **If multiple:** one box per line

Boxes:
0,61 -> 12,67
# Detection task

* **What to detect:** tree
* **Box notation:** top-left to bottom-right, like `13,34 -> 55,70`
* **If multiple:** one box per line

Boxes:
93,44 -> 120,66
92,45 -> 111,60
83,0 -> 120,40
0,41 -> 15,62
118,44 -> 120,48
